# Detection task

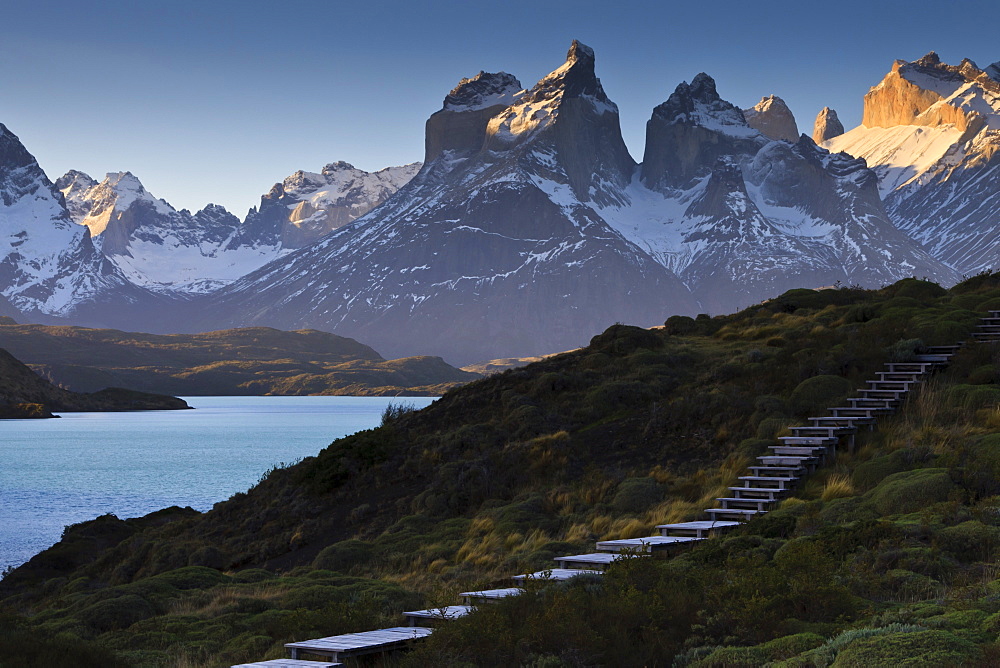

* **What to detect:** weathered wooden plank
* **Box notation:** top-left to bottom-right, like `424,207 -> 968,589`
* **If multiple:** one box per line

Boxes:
511,568 -> 603,582
232,661 -> 342,668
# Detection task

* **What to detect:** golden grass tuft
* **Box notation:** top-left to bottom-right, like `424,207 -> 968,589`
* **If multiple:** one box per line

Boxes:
821,474 -> 856,502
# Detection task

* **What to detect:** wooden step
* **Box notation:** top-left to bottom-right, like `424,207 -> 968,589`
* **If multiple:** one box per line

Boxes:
459,588 -> 523,606
718,497 -> 775,511
728,486 -> 785,499
757,455 -> 817,466
512,569 -> 604,582
925,344 -> 964,352
828,406 -> 893,418
867,380 -> 919,389
809,416 -> 875,427
846,397 -> 899,408
554,553 -> 644,570
789,426 -> 855,436
874,371 -> 924,380
595,535 -> 701,553
656,520 -> 740,538
705,508 -> 766,521
737,475 -> 797,489
777,436 -> 838,445
747,465 -> 806,476
884,362 -> 937,371
771,446 -> 829,458
286,627 -> 433,662
402,605 -> 473,625
913,354 -> 952,363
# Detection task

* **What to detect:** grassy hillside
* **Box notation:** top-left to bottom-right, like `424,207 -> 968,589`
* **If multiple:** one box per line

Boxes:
0,347 -> 188,417
4,276 -> 1000,666
0,324 -> 479,396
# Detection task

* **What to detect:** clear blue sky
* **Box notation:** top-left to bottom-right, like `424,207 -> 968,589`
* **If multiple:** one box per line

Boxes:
1,0 -> 994,215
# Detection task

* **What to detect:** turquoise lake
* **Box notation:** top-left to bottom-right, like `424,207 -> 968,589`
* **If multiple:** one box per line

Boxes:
0,396 -> 436,572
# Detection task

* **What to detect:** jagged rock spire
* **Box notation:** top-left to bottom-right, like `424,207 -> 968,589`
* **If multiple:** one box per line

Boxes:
743,95 -> 799,142
813,107 -> 845,143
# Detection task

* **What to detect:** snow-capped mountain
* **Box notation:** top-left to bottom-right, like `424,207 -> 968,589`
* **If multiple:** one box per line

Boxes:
56,162 -> 420,295
599,74 -> 957,312
194,42 -> 700,364
0,124 -> 166,323
241,161 -> 421,249
56,171 -> 286,294
825,52 -> 1000,276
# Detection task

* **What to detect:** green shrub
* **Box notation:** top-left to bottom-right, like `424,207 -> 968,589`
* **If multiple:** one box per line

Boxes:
693,632 -> 824,667
936,521 -> 1000,562
851,449 -> 924,491
312,539 -> 375,572
611,477 -> 664,514
789,375 -> 852,415
757,417 -> 792,439
146,566 -> 227,591
80,594 -> 156,632
867,469 -> 954,515
588,324 -> 662,355
968,365 -> 998,385
885,338 -> 924,362
830,629 -> 981,666
884,279 -> 947,302
804,624 -> 925,666
944,384 -> 1000,410
664,315 -> 698,335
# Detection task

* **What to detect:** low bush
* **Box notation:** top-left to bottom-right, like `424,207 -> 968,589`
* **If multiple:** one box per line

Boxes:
867,469 -> 955,515
830,629 -> 981,666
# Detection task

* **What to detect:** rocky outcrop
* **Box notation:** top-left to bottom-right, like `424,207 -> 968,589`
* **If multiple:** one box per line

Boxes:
861,52 -> 998,134
641,73 -> 763,191
812,107 -> 844,142
484,40 -> 636,205
743,95 -> 799,141
424,71 -> 522,163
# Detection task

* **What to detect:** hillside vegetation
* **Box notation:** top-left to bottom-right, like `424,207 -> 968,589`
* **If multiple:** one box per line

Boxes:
4,276 -> 1000,666
0,324 -> 479,396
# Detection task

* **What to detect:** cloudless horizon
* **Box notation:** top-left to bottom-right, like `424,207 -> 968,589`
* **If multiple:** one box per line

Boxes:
1,0 -> 995,215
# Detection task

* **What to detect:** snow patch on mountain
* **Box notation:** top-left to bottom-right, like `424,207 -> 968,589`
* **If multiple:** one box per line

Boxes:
825,124 -> 965,198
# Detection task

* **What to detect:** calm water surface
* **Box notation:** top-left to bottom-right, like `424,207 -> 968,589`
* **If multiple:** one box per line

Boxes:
0,396 -> 436,572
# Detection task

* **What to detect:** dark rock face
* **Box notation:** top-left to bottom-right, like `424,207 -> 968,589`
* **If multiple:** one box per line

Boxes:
813,107 -> 845,142
642,74 -> 763,191
425,71 -> 522,162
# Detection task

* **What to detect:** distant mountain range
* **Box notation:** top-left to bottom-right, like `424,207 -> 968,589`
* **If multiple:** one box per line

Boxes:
1,44 -> 997,364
